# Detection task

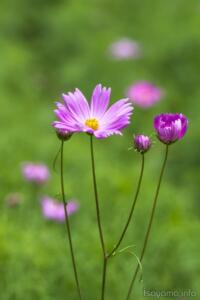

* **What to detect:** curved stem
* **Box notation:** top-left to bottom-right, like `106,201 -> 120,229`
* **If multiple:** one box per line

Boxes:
126,145 -> 169,300
107,154 -> 145,258
60,141 -> 82,300
89,135 -> 107,300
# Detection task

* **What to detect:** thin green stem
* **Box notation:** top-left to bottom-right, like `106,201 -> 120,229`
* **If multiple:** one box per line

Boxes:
126,145 -> 169,300
89,135 -> 107,300
107,154 -> 145,259
102,257 -> 108,300
60,141 -> 82,300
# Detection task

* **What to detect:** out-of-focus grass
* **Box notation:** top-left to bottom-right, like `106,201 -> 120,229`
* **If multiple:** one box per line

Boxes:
0,0 -> 200,299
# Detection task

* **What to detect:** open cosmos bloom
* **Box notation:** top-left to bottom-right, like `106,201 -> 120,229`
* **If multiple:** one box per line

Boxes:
134,135 -> 151,153
41,197 -> 79,222
108,38 -> 140,60
154,113 -> 188,144
22,163 -> 49,184
53,84 -> 133,138
127,81 -> 163,108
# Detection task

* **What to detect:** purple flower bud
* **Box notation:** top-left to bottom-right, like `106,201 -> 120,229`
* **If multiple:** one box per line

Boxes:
55,128 -> 73,141
154,113 -> 188,144
134,135 -> 151,153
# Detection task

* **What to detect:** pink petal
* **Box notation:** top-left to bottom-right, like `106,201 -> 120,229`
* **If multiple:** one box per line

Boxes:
100,98 -> 133,131
94,130 -> 122,139
62,89 -> 90,122
90,84 -> 111,119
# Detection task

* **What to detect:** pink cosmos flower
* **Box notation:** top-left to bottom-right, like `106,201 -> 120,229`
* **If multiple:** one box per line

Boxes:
53,84 -> 133,139
41,197 -> 79,222
22,163 -> 50,184
108,38 -> 140,60
127,81 -> 164,108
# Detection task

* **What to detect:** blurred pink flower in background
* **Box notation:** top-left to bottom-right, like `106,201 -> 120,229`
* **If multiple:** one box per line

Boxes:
22,163 -> 50,184
127,81 -> 164,108
108,38 -> 141,60
41,197 -> 79,222
5,193 -> 23,207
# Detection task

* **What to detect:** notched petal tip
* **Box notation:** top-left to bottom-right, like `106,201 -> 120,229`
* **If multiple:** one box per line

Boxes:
62,93 -> 67,98
97,83 -> 102,89
95,83 -> 111,93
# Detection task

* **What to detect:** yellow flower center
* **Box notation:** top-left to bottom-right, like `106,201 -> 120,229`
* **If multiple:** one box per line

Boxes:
85,118 -> 99,130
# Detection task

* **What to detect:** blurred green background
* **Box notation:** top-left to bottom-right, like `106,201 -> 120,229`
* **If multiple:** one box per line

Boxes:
0,0 -> 199,299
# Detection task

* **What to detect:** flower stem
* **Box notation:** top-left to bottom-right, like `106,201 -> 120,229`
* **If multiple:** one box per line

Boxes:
126,145 -> 169,300
89,135 -> 107,300
107,154 -> 145,259
60,141 -> 82,300
102,257 -> 108,300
